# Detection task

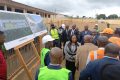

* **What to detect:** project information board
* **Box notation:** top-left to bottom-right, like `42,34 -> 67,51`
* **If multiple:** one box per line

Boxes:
0,11 -> 34,50
25,14 -> 47,37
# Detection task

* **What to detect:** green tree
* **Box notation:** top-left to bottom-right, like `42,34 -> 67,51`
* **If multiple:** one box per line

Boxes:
96,14 -> 106,19
76,15 -> 79,19
108,14 -> 118,19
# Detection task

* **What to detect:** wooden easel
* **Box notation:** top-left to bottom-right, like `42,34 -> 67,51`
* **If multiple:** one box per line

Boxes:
38,33 -> 47,53
14,39 -> 40,80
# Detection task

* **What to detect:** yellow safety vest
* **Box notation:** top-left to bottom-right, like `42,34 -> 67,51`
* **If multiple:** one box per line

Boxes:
50,29 -> 59,39
38,66 -> 70,80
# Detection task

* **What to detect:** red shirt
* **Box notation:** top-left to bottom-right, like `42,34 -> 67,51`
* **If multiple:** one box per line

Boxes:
0,50 -> 7,80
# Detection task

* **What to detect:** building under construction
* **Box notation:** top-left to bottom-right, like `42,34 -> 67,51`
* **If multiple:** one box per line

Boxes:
0,0 -> 56,18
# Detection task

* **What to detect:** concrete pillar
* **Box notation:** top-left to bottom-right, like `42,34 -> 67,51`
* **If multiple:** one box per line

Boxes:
46,14 -> 49,23
23,9 -> 26,13
47,14 -> 50,18
46,14 -> 48,18
43,13 -> 45,18
42,13 -> 44,18
49,14 -> 51,18
12,7 -> 15,12
50,15 -> 54,22
39,13 -> 41,17
54,14 -> 56,18
4,5 -> 7,11
33,11 -> 36,14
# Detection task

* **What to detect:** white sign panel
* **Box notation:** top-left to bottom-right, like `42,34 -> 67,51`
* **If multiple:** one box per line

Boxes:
0,11 -> 34,50
25,14 -> 47,37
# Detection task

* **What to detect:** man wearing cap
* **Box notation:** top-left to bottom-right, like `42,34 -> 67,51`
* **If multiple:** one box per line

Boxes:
94,24 -> 99,32
40,35 -> 54,67
79,43 -> 120,80
100,24 -> 114,38
86,36 -> 108,65
50,24 -> 60,48
109,28 -> 120,47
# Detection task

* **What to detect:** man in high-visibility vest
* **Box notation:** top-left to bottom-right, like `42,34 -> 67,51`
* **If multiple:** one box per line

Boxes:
100,24 -> 114,38
86,36 -> 108,64
35,47 -> 73,80
40,35 -> 54,67
50,24 -> 60,48
80,43 -> 120,80
108,28 -> 120,47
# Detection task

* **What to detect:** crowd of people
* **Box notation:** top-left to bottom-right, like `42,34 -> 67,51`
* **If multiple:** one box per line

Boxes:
0,22 -> 120,80
36,23 -> 120,80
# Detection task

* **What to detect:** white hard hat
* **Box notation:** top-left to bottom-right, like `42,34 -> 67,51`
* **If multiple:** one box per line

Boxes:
95,24 -> 98,26
62,24 -> 65,29
42,35 -> 54,44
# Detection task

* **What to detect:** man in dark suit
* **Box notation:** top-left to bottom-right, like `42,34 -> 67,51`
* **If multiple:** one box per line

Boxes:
68,24 -> 79,41
62,25 -> 70,46
58,24 -> 65,48
79,43 -> 120,80
80,26 -> 92,45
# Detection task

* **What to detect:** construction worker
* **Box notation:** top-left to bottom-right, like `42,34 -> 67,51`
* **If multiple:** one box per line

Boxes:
109,37 -> 120,47
35,47 -> 73,80
100,24 -> 114,38
94,24 -> 99,32
80,43 -> 120,80
108,28 -> 120,47
86,36 -> 108,64
40,35 -> 54,67
50,24 -> 60,48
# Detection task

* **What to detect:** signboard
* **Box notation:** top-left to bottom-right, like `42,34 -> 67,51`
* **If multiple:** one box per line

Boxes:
0,11 -> 34,50
25,14 -> 47,37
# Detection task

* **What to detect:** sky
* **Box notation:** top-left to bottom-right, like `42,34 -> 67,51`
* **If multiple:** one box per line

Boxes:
13,0 -> 120,17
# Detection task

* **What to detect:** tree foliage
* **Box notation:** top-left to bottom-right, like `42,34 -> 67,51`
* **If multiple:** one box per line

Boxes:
96,14 -> 106,19
108,14 -> 118,19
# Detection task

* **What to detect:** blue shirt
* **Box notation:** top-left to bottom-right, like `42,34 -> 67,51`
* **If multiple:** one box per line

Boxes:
35,64 -> 73,80
79,57 -> 120,80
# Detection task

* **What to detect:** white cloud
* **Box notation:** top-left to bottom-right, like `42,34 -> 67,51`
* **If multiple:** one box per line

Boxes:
13,0 -> 120,17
